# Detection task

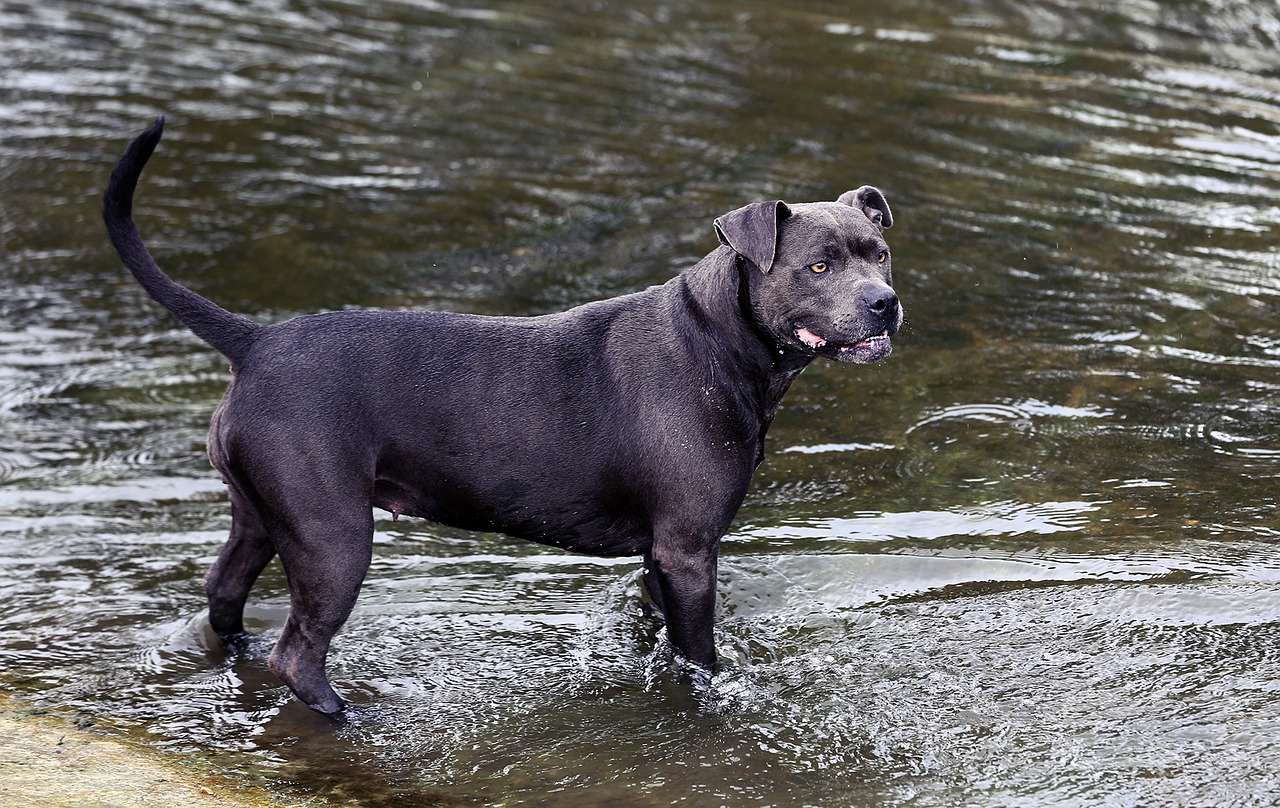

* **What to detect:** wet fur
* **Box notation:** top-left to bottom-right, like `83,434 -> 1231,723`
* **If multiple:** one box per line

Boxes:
103,118 -> 902,713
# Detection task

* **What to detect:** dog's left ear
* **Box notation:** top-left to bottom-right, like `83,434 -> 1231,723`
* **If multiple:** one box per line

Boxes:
714,200 -> 791,273
838,186 -> 893,230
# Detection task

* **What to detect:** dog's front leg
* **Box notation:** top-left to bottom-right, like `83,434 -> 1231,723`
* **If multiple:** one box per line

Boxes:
647,536 -> 720,668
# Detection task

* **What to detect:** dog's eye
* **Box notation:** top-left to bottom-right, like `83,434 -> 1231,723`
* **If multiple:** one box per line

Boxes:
878,251 -> 888,264
809,262 -> 828,273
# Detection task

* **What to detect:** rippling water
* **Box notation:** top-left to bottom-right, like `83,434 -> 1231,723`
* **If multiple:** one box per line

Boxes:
2,1 -> 1279,805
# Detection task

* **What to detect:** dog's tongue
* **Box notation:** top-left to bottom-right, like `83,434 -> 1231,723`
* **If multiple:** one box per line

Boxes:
796,326 -> 828,349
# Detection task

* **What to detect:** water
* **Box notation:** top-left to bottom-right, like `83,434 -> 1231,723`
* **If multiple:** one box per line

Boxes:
2,0 -> 1279,805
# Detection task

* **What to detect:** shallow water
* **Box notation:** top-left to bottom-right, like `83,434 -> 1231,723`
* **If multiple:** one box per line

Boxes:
2,0 -> 1279,805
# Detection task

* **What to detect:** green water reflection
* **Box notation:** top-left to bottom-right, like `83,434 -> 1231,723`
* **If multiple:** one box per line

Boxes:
1,1 -> 1278,805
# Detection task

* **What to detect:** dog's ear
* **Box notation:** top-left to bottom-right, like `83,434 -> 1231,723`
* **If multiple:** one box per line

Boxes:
713,200 -> 791,273
838,186 -> 893,230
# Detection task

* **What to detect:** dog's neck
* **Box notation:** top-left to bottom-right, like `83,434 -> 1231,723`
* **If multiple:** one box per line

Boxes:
678,248 -> 813,423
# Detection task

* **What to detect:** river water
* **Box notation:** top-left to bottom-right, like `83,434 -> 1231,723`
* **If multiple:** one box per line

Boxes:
2,1 -> 1279,805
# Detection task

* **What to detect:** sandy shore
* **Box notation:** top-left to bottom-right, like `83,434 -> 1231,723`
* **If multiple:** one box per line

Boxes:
0,704 -> 311,808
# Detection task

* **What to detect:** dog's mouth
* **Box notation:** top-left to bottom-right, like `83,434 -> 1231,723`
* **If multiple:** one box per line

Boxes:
795,325 -> 893,364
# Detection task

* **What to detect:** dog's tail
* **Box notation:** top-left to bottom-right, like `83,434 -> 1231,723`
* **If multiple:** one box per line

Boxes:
103,117 -> 260,368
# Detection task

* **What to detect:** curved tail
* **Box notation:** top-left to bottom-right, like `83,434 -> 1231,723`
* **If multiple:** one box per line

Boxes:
103,117 -> 260,368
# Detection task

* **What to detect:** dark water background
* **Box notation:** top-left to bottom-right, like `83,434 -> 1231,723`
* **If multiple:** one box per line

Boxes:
2,1 -> 1280,805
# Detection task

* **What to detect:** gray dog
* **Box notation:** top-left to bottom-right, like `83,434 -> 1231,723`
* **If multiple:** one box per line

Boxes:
104,118 -> 903,714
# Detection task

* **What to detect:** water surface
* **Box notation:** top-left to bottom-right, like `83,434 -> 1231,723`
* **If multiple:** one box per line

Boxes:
2,1 -> 1279,805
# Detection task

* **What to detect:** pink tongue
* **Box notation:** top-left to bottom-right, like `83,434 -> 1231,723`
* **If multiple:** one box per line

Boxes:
796,327 -> 827,348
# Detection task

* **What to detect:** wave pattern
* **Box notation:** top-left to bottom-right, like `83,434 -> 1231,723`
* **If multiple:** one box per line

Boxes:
2,0 -> 1279,805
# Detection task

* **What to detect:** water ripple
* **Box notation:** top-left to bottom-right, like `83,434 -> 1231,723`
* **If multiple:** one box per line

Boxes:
4,1 -> 1280,805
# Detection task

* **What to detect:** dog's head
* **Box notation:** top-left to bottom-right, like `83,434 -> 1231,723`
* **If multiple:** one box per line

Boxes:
714,187 -> 902,364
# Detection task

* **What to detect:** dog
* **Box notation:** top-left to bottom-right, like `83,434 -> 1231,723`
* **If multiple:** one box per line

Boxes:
103,118 -> 903,714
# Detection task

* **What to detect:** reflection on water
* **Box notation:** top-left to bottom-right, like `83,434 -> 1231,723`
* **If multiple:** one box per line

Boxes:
2,0 -> 1280,805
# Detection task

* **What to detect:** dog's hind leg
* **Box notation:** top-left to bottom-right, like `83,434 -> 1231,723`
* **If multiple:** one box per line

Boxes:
267,508 -> 375,714
205,486 -> 276,639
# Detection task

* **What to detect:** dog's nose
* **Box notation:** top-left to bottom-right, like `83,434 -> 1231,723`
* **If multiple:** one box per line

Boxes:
862,286 -> 899,319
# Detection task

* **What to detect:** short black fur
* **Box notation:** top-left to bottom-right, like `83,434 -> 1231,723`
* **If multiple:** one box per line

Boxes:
103,119 -> 904,714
